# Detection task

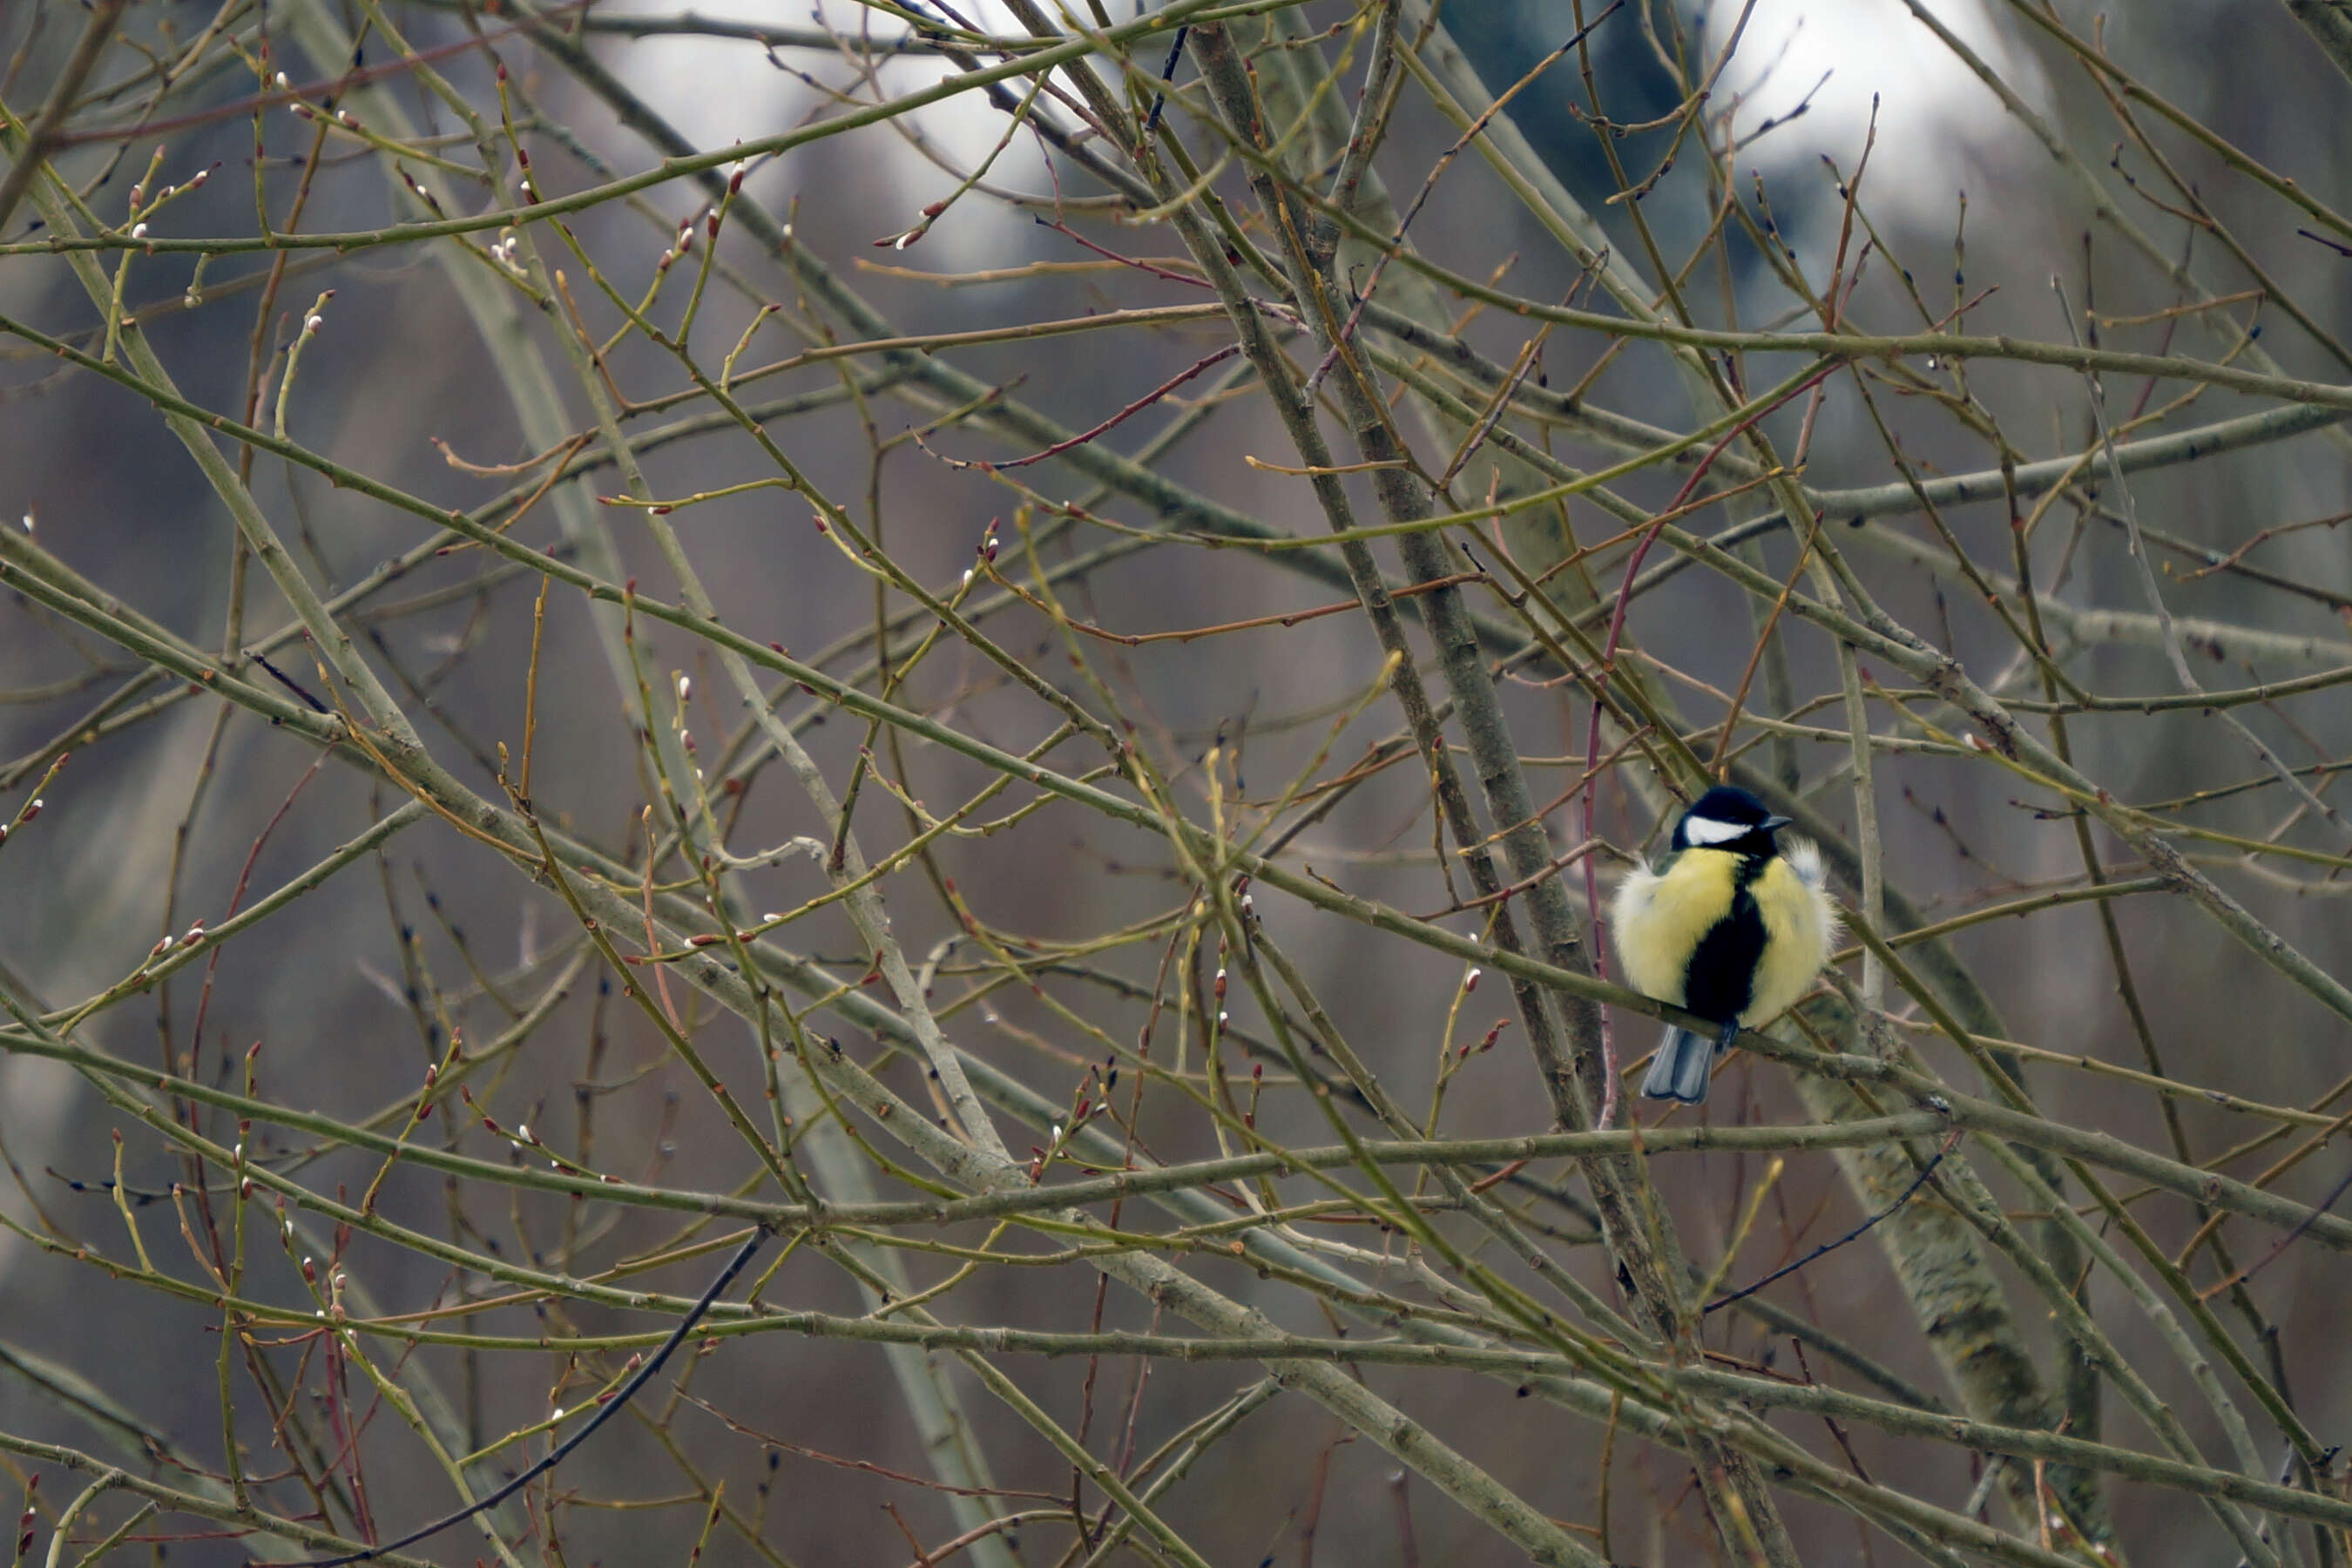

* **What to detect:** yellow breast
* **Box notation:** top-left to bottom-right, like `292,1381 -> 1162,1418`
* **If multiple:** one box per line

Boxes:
1610,849 -> 1740,1007
1741,855 -> 1832,1024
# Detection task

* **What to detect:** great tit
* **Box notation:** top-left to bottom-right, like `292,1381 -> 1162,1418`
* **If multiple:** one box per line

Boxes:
1608,786 -> 1840,1105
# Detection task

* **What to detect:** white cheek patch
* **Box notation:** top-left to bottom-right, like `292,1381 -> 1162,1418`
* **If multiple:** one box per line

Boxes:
1680,815 -> 1747,846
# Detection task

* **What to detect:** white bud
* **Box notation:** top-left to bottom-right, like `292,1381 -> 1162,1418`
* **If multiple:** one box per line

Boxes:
19,511 -> 32,533
1216,1010 -> 1229,1028
274,71 -> 291,89
517,1123 -> 531,1143
303,314 -> 322,333
130,222 -> 147,240
551,1407 -> 566,1422
677,675 -> 692,700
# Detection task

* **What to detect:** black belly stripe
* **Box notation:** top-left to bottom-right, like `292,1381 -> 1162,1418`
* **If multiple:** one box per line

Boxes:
1680,856 -> 1768,1026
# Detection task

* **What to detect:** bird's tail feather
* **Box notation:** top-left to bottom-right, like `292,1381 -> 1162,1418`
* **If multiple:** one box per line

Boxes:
1640,1026 -> 1716,1105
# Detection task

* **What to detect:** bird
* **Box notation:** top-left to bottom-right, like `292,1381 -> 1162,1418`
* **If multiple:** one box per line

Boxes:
1608,786 -> 1840,1105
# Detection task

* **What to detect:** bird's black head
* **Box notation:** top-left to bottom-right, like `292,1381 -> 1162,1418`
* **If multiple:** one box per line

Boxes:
1672,786 -> 1793,855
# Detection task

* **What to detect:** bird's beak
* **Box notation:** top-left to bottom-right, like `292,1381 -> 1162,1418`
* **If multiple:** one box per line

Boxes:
1761,815 -> 1792,833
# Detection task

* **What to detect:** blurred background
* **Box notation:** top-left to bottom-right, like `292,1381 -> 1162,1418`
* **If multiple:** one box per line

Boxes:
3,0 -> 2352,1562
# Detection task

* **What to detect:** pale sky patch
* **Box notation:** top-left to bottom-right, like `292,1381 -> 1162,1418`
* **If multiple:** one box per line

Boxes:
607,0 -> 1061,271
1702,0 -> 2050,241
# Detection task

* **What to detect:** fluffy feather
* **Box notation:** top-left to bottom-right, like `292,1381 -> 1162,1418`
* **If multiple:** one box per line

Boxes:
1783,838 -> 1840,951
1742,843 -> 1838,1025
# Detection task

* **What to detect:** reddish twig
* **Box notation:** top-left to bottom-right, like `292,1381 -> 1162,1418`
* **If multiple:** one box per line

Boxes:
1035,217 -> 1213,288
930,344 -> 1240,470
